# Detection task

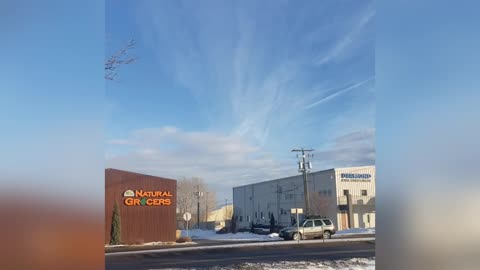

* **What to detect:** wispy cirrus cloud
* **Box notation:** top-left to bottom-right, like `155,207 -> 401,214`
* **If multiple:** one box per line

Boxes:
305,77 -> 375,110
134,1 -> 374,147
313,6 -> 375,66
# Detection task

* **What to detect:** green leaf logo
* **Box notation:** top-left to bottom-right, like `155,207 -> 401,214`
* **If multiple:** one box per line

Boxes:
140,197 -> 147,206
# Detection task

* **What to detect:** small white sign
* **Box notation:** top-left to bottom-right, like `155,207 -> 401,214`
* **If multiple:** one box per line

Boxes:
291,208 -> 303,214
183,212 -> 192,221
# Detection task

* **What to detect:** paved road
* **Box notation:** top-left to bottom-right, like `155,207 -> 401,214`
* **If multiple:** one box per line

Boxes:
105,234 -> 375,254
106,240 -> 375,270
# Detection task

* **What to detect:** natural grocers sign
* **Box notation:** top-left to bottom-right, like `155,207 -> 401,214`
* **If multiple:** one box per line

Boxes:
123,190 -> 173,206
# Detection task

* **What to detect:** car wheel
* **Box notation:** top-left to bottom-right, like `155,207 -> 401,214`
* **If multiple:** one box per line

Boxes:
292,232 -> 300,241
323,231 -> 331,239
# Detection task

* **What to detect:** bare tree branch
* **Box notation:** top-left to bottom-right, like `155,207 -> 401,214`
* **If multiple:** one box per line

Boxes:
105,39 -> 137,81
177,177 -> 217,227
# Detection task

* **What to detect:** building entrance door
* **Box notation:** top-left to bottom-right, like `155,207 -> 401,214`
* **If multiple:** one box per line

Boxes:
340,211 -> 349,230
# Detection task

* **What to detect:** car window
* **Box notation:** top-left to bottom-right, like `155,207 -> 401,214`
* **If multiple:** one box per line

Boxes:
322,219 -> 332,225
314,219 -> 324,226
303,220 -> 314,227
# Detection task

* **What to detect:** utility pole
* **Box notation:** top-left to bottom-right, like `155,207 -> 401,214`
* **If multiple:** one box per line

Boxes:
291,148 -> 314,217
293,183 -> 297,208
194,186 -> 203,229
276,183 -> 281,224
205,192 -> 209,229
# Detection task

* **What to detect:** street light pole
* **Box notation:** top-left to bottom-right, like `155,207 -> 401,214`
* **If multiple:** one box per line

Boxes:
197,192 -> 200,229
194,186 -> 203,230
205,192 -> 209,229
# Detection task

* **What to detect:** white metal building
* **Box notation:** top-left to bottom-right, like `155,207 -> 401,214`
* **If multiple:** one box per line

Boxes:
232,166 -> 375,231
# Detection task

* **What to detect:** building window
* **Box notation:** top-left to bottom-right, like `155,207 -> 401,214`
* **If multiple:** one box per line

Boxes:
239,216 -> 243,222
361,190 -> 368,196
247,216 -> 250,222
261,212 -> 264,219
343,190 -> 349,196
255,212 -> 257,218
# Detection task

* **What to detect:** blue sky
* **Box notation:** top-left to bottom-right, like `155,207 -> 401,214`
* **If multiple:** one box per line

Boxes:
105,0 -> 375,202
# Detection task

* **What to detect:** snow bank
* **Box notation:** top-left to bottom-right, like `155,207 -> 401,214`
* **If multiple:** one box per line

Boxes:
181,229 -> 282,242
335,227 -> 375,236
159,257 -> 375,270
261,258 -> 375,270
105,244 -> 125,248
143,241 -> 164,246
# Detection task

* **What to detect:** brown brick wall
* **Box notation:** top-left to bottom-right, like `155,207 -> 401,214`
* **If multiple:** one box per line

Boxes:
105,168 -> 177,244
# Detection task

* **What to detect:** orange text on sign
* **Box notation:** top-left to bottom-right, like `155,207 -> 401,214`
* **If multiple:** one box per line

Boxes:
124,198 -> 172,206
135,190 -> 173,197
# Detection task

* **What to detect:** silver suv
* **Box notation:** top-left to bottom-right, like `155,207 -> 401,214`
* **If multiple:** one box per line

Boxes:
279,218 -> 336,241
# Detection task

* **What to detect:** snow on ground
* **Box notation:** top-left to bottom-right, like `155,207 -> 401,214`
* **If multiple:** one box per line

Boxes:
182,229 -> 281,241
106,228 -> 374,249
141,241 -> 196,246
105,244 -> 125,248
238,258 -> 375,270
182,228 -> 374,242
157,257 -> 375,270
105,241 -> 196,248
105,242 -> 166,248
334,228 -> 375,236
